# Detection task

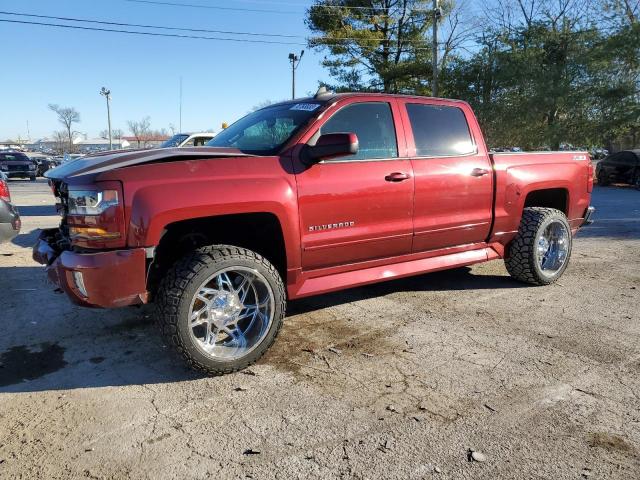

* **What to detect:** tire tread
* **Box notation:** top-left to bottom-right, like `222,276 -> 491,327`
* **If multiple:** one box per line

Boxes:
155,245 -> 286,376
505,207 -> 570,286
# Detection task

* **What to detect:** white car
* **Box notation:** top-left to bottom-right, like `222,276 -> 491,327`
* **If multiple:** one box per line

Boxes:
159,133 -> 216,148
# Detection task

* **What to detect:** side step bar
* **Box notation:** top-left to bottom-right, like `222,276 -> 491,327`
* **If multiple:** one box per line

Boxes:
290,247 -> 498,299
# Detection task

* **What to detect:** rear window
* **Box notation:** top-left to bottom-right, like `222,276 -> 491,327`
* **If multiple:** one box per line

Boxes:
619,152 -> 640,166
406,104 -> 475,157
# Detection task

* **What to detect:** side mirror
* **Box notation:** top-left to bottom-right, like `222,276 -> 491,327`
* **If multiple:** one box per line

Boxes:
303,133 -> 359,164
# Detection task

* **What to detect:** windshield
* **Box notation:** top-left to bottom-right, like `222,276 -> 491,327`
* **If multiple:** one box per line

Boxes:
0,153 -> 29,162
160,134 -> 189,148
206,102 -> 323,155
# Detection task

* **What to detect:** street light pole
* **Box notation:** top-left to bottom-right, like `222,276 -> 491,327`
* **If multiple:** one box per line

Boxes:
100,87 -> 112,150
289,50 -> 304,100
432,0 -> 441,97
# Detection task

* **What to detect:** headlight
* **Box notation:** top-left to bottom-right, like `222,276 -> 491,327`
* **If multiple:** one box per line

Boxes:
68,190 -> 119,215
29,164 -> 36,170
0,165 -> 7,171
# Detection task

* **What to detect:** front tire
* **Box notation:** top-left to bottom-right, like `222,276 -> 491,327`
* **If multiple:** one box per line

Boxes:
505,207 -> 572,286
597,169 -> 610,186
29,176 -> 36,182
155,245 -> 286,375
632,170 -> 640,190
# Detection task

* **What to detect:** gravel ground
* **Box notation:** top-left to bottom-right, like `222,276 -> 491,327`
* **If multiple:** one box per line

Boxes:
0,179 -> 639,479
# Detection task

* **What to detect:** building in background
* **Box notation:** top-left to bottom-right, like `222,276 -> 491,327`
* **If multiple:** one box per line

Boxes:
0,140 -> 29,151
122,135 -> 170,149
75,137 -> 130,153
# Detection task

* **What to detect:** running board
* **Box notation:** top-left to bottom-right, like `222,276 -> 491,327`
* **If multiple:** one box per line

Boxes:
290,247 -> 497,299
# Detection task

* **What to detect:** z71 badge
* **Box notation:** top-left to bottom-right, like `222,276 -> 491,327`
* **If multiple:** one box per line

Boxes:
309,221 -> 355,232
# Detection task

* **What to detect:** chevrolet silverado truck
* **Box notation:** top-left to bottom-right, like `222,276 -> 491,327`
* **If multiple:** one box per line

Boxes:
34,91 -> 595,375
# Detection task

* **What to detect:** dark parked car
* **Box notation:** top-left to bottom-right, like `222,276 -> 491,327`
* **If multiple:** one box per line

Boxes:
0,172 -> 21,243
34,157 -> 59,177
596,150 -> 640,188
0,151 -> 37,181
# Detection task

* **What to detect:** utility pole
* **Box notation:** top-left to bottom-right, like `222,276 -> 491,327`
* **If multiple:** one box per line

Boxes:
179,77 -> 183,133
432,0 -> 441,97
100,87 -> 112,150
288,50 -> 304,100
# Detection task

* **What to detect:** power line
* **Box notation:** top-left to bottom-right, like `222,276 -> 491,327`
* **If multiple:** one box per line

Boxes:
126,0 -> 438,14
125,0 -> 300,14
0,10 -> 435,47
0,18 -> 308,45
0,10 -> 302,38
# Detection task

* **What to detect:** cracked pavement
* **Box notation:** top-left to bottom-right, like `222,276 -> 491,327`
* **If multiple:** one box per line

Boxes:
0,179 -> 639,479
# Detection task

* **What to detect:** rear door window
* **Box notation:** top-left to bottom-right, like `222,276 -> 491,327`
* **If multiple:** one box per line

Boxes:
406,104 -> 475,157
319,102 -> 398,161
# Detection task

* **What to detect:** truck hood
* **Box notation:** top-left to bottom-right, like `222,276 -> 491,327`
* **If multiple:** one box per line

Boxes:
45,147 -> 255,180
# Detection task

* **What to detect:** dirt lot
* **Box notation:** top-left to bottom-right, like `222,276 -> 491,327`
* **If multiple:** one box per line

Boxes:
0,179 -> 638,479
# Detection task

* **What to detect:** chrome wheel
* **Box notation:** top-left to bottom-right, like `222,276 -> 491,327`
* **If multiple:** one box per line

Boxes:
189,267 -> 275,361
536,220 -> 570,274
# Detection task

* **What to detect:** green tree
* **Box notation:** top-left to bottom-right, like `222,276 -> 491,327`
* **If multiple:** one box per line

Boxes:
307,0 -> 444,92
443,0 -> 640,150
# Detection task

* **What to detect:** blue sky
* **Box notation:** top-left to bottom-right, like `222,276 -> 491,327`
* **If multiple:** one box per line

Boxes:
0,0 -> 329,140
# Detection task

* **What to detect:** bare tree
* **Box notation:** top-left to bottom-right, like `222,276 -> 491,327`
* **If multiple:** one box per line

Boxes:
600,0 -> 639,27
438,0 -> 482,71
52,130 -> 68,155
112,129 -> 124,145
127,117 -> 151,148
48,104 -> 80,151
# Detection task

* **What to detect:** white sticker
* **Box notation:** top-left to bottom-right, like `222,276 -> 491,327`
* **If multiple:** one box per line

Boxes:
290,103 -> 321,112
573,154 -> 587,161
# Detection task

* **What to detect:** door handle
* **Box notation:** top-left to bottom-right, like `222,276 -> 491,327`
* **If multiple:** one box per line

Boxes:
471,168 -> 490,177
385,172 -> 411,182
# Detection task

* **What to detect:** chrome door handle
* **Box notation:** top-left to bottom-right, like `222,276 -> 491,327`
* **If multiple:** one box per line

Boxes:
471,168 -> 490,177
385,172 -> 410,182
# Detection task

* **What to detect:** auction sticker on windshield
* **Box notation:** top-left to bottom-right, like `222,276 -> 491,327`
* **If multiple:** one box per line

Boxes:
290,103 -> 321,112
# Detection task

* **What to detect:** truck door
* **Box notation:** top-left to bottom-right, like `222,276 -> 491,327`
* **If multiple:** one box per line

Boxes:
294,99 -> 414,270
399,100 -> 494,252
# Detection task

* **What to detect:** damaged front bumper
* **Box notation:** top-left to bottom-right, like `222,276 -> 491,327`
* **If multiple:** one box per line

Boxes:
33,228 -> 149,308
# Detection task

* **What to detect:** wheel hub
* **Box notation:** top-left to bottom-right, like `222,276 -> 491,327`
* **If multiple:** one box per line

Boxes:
188,267 -> 275,361
210,292 -> 243,327
537,220 -> 570,274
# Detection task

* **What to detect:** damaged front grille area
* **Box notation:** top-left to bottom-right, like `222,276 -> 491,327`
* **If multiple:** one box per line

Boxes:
50,180 -> 71,251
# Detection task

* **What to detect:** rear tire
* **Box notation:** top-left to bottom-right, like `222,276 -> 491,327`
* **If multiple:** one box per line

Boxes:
155,245 -> 286,375
505,207 -> 572,286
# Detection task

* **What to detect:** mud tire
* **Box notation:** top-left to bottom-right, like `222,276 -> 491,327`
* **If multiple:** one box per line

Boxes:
155,245 -> 286,375
505,207 -> 572,286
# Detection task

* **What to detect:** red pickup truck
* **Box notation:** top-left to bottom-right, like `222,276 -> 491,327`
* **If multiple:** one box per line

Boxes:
34,91 -> 594,375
